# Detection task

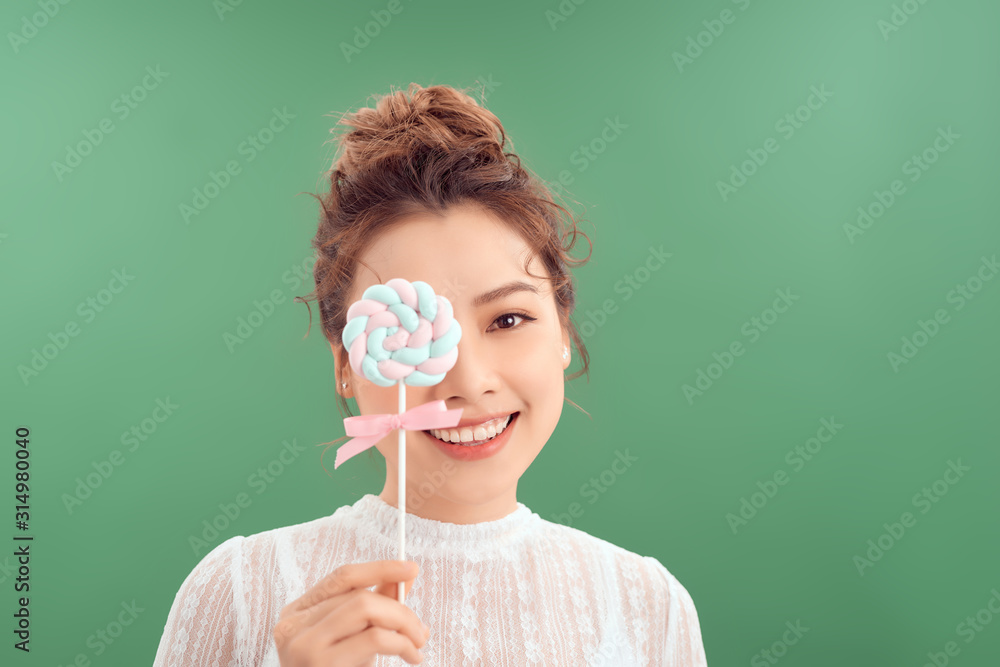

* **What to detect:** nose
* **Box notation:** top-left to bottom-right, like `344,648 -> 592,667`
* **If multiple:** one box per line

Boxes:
432,329 -> 500,403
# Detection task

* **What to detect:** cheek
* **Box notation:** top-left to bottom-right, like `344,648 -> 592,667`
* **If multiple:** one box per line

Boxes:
509,347 -> 564,415
509,346 -> 557,386
512,328 -> 561,366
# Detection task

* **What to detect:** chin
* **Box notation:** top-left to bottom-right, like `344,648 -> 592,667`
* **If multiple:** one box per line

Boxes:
439,477 -> 511,506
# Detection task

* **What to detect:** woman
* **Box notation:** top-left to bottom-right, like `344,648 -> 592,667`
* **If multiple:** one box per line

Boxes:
153,82 -> 708,666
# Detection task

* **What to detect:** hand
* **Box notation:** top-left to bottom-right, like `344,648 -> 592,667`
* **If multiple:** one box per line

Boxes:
273,559 -> 430,666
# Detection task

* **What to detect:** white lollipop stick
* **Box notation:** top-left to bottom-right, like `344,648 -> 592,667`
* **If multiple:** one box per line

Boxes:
398,380 -> 406,602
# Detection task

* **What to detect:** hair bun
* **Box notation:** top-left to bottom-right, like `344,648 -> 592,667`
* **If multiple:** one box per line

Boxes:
332,83 -> 512,178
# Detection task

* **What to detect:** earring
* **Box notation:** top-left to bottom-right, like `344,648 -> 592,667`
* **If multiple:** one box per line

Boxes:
563,347 -> 569,360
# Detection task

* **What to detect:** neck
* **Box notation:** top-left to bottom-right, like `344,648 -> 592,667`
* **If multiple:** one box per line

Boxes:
378,478 -> 519,524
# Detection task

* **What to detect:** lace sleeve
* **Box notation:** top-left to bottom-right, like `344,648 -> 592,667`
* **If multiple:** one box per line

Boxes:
152,536 -> 245,667
643,556 -> 708,667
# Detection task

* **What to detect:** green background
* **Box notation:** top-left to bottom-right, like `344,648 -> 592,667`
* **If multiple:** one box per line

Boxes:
3,0 -> 998,664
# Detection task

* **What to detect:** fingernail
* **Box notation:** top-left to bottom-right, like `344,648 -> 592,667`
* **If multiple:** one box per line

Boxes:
423,623 -> 431,635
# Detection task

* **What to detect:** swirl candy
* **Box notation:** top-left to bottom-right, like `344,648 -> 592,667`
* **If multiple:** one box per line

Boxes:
342,278 -> 462,387
335,278 -> 465,469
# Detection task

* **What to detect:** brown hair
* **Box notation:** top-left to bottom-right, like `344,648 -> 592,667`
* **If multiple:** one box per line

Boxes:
294,82 -> 592,469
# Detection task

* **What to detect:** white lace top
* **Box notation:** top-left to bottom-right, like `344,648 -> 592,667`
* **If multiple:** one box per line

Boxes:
152,494 -> 708,666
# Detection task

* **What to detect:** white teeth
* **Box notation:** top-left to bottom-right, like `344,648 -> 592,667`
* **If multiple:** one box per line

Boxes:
430,414 -> 513,445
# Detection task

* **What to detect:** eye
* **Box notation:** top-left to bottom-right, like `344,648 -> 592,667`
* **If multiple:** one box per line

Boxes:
489,311 -> 537,332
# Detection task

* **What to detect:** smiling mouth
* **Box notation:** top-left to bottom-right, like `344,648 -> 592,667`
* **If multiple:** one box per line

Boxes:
424,412 -> 519,447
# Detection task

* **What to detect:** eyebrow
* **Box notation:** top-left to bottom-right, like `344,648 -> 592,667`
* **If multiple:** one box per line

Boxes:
472,281 -> 540,307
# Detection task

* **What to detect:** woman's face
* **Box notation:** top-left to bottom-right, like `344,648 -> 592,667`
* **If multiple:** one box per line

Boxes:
332,203 -> 571,522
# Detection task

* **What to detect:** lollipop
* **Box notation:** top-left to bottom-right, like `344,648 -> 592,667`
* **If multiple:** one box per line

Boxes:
334,278 -> 464,602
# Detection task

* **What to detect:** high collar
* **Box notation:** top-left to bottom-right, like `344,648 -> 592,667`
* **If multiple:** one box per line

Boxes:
349,493 -> 539,558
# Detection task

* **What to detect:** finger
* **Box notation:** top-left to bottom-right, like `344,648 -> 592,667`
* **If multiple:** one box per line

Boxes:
298,590 -> 427,653
276,579 -> 420,650
320,625 -> 425,666
284,560 -> 419,615
275,562 -> 422,650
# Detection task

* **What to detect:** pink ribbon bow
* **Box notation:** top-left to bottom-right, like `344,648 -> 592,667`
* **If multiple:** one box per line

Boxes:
335,400 -> 463,469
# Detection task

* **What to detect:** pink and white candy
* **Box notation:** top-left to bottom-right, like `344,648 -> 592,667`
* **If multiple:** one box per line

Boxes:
341,278 -> 462,387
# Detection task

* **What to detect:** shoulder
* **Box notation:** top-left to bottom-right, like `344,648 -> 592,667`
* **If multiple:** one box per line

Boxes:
204,502 -> 357,564
532,518 -> 706,656
181,509 -> 347,599
232,511 -> 341,556
155,509 -> 355,666
641,555 -> 707,666
185,533 -> 246,583
531,517 -> 672,592
154,535 -> 247,666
